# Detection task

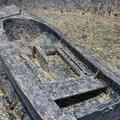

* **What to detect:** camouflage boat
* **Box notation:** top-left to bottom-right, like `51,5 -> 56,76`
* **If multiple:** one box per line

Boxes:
0,5 -> 120,120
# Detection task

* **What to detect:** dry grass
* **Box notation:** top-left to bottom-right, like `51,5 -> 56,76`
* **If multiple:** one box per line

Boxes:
31,7 -> 120,75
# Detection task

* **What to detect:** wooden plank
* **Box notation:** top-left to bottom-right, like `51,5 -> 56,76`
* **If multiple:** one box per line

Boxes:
57,48 -> 81,76
40,75 -> 106,101
19,52 -> 53,84
33,46 -> 50,73
60,46 -> 93,76
62,93 -> 120,120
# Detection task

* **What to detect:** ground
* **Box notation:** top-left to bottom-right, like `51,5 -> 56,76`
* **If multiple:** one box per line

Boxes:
31,6 -> 120,75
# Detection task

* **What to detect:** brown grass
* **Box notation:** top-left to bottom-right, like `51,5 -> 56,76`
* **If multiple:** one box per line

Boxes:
31,7 -> 120,75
